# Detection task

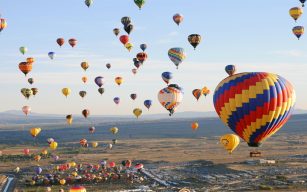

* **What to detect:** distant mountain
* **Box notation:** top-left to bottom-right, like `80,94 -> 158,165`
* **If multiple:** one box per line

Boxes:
0,109 -> 305,126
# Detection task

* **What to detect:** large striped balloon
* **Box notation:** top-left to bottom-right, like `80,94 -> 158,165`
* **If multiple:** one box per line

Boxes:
213,72 -> 296,147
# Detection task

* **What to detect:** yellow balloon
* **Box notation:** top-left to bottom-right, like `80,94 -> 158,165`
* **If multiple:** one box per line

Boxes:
115,77 -> 123,86
201,86 -> 210,96
59,179 -> 66,185
69,161 -> 76,167
133,108 -> 142,118
71,171 -> 78,177
66,115 -> 73,125
30,127 -> 41,137
110,127 -> 119,134
92,142 -> 98,148
125,42 -> 133,52
49,141 -> 58,150
220,134 -> 240,154
289,7 -> 303,21
62,88 -> 71,97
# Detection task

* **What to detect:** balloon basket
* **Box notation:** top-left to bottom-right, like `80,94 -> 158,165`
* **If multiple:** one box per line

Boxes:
250,151 -> 261,157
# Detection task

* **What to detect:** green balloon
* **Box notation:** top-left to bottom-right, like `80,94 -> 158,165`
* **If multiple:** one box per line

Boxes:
134,0 -> 145,10
19,47 -> 27,55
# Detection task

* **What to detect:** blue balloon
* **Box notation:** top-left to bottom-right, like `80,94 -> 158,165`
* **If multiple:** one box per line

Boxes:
144,100 -> 152,110
35,166 -> 42,175
161,72 -> 173,84
48,52 -> 55,60
140,44 -> 147,52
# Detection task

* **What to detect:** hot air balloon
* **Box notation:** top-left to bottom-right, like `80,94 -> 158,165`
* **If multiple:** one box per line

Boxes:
133,108 -> 142,118
293,26 -> 304,40
66,115 -> 73,125
113,97 -> 120,105
139,44 -> 147,52
144,100 -> 152,110
34,155 -> 41,162
48,52 -> 55,60
201,87 -> 210,97
30,127 -> 41,137
49,141 -> 58,150
31,88 -> 38,96
130,93 -> 137,100
21,88 -> 33,99
62,88 -> 71,98
57,38 -> 65,47
98,88 -> 104,95
85,0 -> 93,7
134,59 -> 141,68
35,166 -> 42,175
168,48 -> 186,69
213,72 -> 296,147
289,7 -> 303,22
158,84 -> 184,116
134,0 -> 145,10
28,78 -> 34,85
300,0 -> 306,7
89,126 -> 95,134
121,16 -> 131,26
110,127 -> 119,134
188,34 -> 201,50
92,142 -> 98,148
136,52 -> 148,63
115,77 -> 123,86
69,38 -> 77,47
82,76 -> 88,83
19,62 -> 32,76
173,13 -> 183,26
53,155 -> 59,161
14,167 -> 20,173
19,47 -> 27,55
69,186 -> 87,192
112,139 -> 118,144
23,148 -> 30,155
134,163 -> 144,170
79,91 -> 87,99
82,109 -> 90,118
220,134 -> 240,154
192,89 -> 202,101
113,28 -> 120,36
94,76 -> 105,87
125,42 -> 133,52
80,139 -> 88,147
106,63 -> 111,69
41,149 -> 48,155
132,68 -> 137,75
191,122 -> 199,131
47,138 -> 54,144
0,18 -> 7,32
124,24 -> 134,35
81,62 -> 89,71
225,65 -> 236,76
161,72 -> 173,85
119,35 -> 129,45
26,57 -> 35,64
22,106 -> 31,116
60,179 -> 66,185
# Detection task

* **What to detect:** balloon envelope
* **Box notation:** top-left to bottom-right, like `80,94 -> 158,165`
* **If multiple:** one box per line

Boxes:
213,72 -> 296,147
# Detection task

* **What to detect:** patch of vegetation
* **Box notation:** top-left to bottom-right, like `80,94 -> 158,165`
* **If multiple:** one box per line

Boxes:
259,184 -> 274,190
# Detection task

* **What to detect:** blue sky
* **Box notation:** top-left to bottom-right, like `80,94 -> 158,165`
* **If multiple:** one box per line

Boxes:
0,0 -> 306,115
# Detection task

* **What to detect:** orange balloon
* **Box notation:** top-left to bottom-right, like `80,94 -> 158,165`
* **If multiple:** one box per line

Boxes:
82,76 -> 88,83
191,122 -> 199,131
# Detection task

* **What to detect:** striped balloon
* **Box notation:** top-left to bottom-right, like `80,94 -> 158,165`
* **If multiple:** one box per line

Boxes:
213,72 -> 296,147
292,26 -> 304,40
289,7 -> 303,21
0,18 -> 7,32
158,84 -> 184,116
168,48 -> 186,69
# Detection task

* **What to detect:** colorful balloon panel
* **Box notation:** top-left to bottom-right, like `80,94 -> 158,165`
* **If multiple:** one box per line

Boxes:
213,72 -> 296,147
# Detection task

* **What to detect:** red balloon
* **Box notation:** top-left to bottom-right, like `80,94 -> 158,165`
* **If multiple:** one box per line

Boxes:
23,148 -> 30,155
57,38 -> 65,47
68,38 -> 77,48
119,35 -> 129,45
